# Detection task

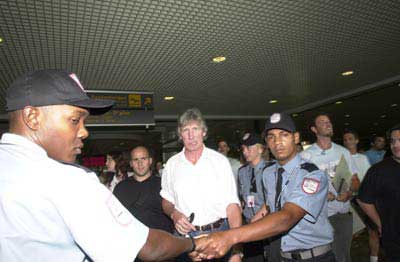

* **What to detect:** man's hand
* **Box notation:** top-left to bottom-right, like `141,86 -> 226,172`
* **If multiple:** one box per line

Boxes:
251,204 -> 268,223
336,191 -> 352,202
327,192 -> 336,201
189,235 -> 209,261
194,231 -> 234,260
171,210 -> 196,235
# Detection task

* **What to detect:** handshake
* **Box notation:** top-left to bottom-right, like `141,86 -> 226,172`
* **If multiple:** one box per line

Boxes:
189,231 -> 235,261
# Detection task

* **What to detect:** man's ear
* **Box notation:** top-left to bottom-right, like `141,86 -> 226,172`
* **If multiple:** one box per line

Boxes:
22,106 -> 41,131
294,132 -> 300,144
310,126 -> 317,135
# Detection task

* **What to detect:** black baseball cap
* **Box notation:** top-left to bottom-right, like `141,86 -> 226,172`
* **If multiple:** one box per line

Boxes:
241,133 -> 262,146
6,69 -> 115,115
264,112 -> 296,133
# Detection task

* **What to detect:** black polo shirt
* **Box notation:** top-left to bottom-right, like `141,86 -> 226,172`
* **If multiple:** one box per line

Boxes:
358,157 -> 400,258
114,175 -> 173,233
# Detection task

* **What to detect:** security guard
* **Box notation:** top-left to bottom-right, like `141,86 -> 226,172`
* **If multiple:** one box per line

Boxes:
238,133 -> 268,262
195,113 -> 334,262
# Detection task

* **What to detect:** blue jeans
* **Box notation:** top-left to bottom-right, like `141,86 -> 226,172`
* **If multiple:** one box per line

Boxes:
176,219 -> 232,262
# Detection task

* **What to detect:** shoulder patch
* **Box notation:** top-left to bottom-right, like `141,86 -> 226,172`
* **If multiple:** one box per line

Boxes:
300,162 -> 319,173
302,178 -> 320,194
262,161 -> 275,172
58,161 -> 93,173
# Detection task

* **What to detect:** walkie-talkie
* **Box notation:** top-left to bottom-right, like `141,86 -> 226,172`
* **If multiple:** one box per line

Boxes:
188,213 -> 195,223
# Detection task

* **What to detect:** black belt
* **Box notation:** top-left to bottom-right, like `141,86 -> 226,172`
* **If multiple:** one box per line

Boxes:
280,244 -> 331,260
194,218 -> 226,231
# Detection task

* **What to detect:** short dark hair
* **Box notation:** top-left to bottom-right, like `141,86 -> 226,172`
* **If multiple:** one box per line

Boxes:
387,124 -> 400,139
371,134 -> 385,143
312,112 -> 331,126
343,128 -> 359,140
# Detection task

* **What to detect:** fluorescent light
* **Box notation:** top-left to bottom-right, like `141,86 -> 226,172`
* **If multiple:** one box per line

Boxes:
345,114 -> 350,117
0,37 -> 3,43
269,99 -> 278,104
335,101 -> 343,105
341,70 -> 354,76
212,56 -> 226,63
391,103 -> 397,107
164,96 -> 174,101
292,113 -> 299,117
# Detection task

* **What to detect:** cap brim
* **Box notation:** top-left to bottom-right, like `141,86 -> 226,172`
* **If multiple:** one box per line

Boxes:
71,98 -> 115,115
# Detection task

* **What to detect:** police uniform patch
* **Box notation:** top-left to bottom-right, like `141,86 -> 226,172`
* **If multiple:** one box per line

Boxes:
106,194 -> 133,226
301,178 -> 320,194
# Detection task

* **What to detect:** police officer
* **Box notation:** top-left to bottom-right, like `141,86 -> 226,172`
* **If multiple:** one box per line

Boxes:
238,133 -> 267,262
195,112 -> 335,262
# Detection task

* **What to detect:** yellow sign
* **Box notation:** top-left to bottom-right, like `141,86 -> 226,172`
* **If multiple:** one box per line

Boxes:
128,94 -> 141,108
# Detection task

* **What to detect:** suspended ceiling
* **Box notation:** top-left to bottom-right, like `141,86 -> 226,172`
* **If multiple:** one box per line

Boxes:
0,0 -> 399,150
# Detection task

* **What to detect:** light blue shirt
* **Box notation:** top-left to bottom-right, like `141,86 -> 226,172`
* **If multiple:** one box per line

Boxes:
238,160 -> 268,222
262,154 -> 333,252
364,149 -> 385,165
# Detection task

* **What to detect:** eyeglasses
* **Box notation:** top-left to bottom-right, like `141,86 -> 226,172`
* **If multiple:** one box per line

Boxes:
131,157 -> 150,162
390,138 -> 400,145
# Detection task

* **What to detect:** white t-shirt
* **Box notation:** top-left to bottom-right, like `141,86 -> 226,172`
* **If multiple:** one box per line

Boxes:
161,147 -> 240,226
0,133 -> 149,262
301,142 -> 358,216
351,153 -> 370,182
228,157 -> 241,183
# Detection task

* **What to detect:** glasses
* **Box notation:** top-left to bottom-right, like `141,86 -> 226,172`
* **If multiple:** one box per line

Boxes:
390,138 -> 400,145
131,157 -> 150,162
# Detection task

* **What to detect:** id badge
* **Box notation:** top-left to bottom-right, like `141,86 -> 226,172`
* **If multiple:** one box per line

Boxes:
247,195 -> 255,208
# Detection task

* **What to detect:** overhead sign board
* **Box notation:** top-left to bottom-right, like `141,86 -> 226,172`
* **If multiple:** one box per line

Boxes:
85,90 -> 154,126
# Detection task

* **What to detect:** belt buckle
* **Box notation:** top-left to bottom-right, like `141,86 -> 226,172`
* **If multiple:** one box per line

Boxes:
291,252 -> 301,260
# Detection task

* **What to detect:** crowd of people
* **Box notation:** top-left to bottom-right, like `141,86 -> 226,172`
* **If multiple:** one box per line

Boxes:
0,69 -> 399,262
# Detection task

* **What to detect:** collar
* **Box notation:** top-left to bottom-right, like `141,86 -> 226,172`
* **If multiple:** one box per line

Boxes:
180,145 -> 209,164
250,159 -> 266,170
277,154 -> 301,175
312,142 -> 336,155
0,133 -> 48,157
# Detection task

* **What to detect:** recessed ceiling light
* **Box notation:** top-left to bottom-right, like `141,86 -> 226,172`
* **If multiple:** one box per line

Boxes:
292,113 -> 299,117
212,56 -> 226,63
335,101 -> 343,105
341,70 -> 354,76
381,114 -> 387,118
391,103 -> 397,107
0,37 -> 3,43
345,114 -> 350,117
164,96 -> 174,101
269,99 -> 278,104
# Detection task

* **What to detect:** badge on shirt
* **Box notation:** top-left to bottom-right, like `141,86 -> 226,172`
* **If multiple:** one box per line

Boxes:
247,195 -> 255,207
106,194 -> 133,226
301,178 -> 320,194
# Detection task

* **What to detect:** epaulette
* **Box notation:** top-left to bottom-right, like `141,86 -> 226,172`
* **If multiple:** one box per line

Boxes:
238,163 -> 249,171
58,161 -> 93,173
262,160 -> 275,172
300,162 -> 319,173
